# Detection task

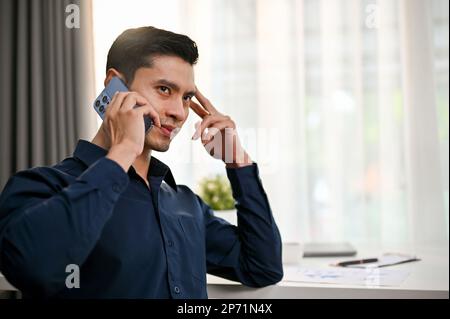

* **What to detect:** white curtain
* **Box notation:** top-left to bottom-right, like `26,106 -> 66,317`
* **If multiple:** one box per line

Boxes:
92,0 -> 449,246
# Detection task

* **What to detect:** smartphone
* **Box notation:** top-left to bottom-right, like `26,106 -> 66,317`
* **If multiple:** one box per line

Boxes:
93,76 -> 153,132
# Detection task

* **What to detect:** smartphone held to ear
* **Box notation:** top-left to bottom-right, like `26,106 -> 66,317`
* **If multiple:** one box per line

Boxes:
93,76 -> 153,132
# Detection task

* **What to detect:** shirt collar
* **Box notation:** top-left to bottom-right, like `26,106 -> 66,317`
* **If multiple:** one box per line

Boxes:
73,139 -> 177,190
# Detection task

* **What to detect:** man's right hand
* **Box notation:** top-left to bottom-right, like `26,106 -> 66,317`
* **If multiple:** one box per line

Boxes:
103,92 -> 161,172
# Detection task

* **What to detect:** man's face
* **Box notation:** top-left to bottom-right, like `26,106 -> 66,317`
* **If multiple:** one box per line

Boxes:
128,55 -> 196,152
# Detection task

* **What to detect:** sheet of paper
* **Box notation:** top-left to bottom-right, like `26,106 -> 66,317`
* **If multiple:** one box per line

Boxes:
283,266 -> 409,286
345,253 -> 420,269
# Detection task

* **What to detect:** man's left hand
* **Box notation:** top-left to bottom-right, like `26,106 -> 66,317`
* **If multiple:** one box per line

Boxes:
190,89 -> 252,168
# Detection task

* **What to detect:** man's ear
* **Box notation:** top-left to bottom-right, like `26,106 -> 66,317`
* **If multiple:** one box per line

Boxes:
104,68 -> 123,87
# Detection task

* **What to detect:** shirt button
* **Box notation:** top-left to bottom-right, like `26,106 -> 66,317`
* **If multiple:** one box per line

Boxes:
168,240 -> 174,247
112,183 -> 121,193
174,286 -> 180,294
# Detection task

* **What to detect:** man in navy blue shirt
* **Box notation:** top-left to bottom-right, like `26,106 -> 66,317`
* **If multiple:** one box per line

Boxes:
0,26 -> 283,298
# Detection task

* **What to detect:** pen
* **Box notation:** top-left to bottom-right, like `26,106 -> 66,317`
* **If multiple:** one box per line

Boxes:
334,258 -> 378,267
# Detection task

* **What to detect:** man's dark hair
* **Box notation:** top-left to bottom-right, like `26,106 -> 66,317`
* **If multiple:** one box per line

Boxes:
106,26 -> 199,84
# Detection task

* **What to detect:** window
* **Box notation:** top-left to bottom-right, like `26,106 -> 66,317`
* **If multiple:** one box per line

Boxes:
93,0 -> 449,245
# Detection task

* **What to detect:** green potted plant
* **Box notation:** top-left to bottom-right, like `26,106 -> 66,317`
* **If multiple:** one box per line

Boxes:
197,174 -> 237,225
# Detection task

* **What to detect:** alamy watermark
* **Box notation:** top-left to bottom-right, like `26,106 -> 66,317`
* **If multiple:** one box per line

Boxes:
365,4 -> 379,29
65,4 -> 80,29
65,264 -> 80,289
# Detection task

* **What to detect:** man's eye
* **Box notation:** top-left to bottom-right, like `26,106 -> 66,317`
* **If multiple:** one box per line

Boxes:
183,95 -> 193,102
158,86 -> 170,94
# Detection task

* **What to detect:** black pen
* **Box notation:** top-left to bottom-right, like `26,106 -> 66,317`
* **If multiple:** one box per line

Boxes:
334,258 -> 378,267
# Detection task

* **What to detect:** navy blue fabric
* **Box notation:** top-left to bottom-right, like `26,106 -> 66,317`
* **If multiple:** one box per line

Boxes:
0,140 -> 283,298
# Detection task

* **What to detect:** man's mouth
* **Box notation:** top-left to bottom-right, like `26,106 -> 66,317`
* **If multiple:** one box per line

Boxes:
159,124 -> 179,139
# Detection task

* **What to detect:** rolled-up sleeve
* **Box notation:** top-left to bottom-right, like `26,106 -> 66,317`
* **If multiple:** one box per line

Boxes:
0,157 -> 128,296
203,163 -> 283,287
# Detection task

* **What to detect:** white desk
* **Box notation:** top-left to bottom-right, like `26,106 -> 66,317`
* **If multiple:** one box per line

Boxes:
0,273 -> 15,292
207,243 -> 449,299
1,243 -> 448,298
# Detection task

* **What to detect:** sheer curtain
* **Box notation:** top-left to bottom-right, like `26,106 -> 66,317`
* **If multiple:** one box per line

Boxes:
92,0 -> 449,245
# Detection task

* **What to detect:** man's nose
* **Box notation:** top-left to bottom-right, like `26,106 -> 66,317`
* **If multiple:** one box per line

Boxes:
165,99 -> 186,122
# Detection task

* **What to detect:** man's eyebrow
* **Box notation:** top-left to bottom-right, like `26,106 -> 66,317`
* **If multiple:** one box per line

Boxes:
154,79 -> 196,96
